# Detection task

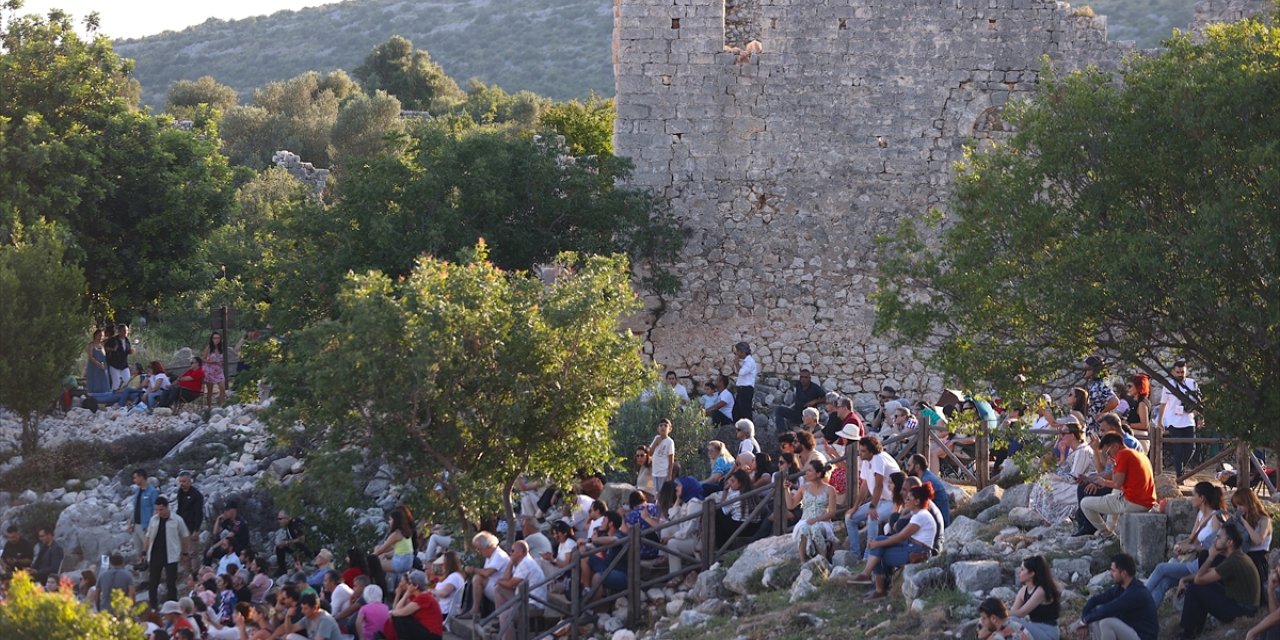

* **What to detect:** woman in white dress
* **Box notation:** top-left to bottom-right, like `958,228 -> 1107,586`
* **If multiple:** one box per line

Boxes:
787,460 -> 838,561
1030,418 -> 1094,525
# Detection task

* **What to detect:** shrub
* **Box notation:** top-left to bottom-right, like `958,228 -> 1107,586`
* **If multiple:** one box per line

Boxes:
0,572 -> 142,639
0,429 -> 192,492
609,388 -> 714,483
9,502 -> 70,538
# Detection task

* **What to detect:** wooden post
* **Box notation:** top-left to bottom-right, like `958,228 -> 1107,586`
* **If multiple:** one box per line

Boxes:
918,423 -> 930,462
701,498 -> 715,569
517,580 -> 529,640
1237,441 -> 1251,491
976,419 -> 990,489
773,473 -> 786,536
569,547 -> 581,640
627,531 -> 641,628
1150,427 -> 1163,477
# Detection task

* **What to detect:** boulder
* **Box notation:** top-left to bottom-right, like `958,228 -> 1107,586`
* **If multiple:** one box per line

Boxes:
724,536 -> 799,595
601,483 -> 637,513
678,610 -> 711,627
1007,507 -> 1045,529
1120,512 -> 1168,575
1001,484 -> 1033,509
951,560 -> 1003,594
1052,557 -> 1094,584
269,456 -> 299,478
689,563 -> 727,602
55,500 -> 131,568
1154,473 -> 1181,500
611,631 -> 637,640
970,484 -> 1003,513
977,503 -> 1007,523
902,565 -> 947,600
946,516 -> 983,548
946,483 -> 971,511
1165,498 -> 1197,535
831,550 -> 856,568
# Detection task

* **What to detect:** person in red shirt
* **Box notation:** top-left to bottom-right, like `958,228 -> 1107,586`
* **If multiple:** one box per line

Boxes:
387,569 -> 443,640
1080,428 -> 1156,537
156,357 -> 205,408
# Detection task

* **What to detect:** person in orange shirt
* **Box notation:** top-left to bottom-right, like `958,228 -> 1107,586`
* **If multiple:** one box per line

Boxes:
1080,426 -> 1156,537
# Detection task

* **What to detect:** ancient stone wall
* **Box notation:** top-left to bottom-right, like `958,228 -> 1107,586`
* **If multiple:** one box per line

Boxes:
1193,0 -> 1273,31
613,0 -> 1136,400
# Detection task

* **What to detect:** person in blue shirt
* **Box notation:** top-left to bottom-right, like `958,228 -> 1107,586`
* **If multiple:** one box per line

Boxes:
127,468 -> 159,570
907,453 -> 951,525
1072,553 -> 1158,640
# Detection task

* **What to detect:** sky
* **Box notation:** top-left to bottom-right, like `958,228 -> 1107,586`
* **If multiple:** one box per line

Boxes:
16,0 -> 338,40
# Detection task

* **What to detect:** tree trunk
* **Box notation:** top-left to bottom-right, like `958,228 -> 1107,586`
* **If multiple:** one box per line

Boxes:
502,476 -> 517,545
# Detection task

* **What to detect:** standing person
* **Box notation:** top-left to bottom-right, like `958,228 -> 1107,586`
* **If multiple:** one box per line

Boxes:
128,468 -> 159,570
1124,374 -> 1152,446
84,329 -> 111,394
96,553 -> 135,613
704,374 -> 735,426
731,342 -> 757,421
156,357 -> 205,409
1081,356 -> 1118,435
771,369 -> 828,433
648,418 -> 675,491
105,323 -> 135,391
1178,522 -> 1261,638
145,497 -> 192,611
1008,555 -> 1061,640
174,472 -> 204,573
202,332 -> 228,408
1079,432 -> 1156,538
1157,360 -> 1200,477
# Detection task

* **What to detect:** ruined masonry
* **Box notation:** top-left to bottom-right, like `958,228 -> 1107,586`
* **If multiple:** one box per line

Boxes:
613,0 -> 1272,399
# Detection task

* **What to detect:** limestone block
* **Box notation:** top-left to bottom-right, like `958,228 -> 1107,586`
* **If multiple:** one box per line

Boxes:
1001,483 -> 1033,509
970,484 -> 1003,513
902,564 -> 947,600
1120,512 -> 1168,575
1165,497 -> 1197,535
951,560 -> 1003,594
723,535 -> 799,595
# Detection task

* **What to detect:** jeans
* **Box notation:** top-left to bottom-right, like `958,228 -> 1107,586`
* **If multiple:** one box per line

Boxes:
1146,558 -> 1196,605
1010,617 -> 1059,640
1166,426 -> 1195,476
1181,581 -> 1256,635
866,534 -> 929,575
845,500 -> 895,559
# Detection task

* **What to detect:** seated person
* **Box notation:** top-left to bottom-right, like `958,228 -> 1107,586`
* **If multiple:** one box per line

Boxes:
976,597 -> 1032,640
1069,553 -> 1157,640
852,484 -> 943,600
1178,522 -> 1260,638
1246,565 -> 1280,640
1,525 -> 34,578
455,532 -> 509,619
31,527 -> 65,585
156,357 -> 205,408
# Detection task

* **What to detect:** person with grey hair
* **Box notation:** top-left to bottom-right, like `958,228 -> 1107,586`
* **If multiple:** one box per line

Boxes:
519,516 -> 551,559
494,540 -> 546,640
732,342 -> 757,421
455,532 -> 509,620
771,368 -> 827,433
735,419 -> 761,456
389,570 -> 443,640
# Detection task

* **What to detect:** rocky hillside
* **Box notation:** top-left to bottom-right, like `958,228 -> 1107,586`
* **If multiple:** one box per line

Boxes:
114,0 -> 615,107
113,0 -> 1198,109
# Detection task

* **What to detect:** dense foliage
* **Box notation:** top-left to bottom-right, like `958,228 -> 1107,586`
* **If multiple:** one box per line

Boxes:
874,16 -> 1280,445
264,243 -> 650,529
352,35 -> 463,111
0,572 -> 142,640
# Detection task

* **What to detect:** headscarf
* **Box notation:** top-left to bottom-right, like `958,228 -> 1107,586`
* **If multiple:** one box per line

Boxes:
677,476 -> 704,503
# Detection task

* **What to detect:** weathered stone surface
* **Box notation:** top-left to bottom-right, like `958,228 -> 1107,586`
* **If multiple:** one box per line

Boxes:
946,516 -> 983,544
1165,497 -> 1197,535
724,536 -> 798,595
1001,484 -> 1033,510
689,563 -> 727,602
1007,507 -> 1044,529
1120,512 -> 1168,574
970,485 -> 1004,514
951,560 -> 1003,594
902,564 -> 947,600
1052,557 -> 1094,584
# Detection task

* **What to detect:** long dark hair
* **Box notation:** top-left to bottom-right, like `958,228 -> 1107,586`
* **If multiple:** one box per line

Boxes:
1069,387 -> 1089,413
207,331 -> 225,354
1021,555 -> 1060,604
889,471 -> 907,508
346,548 -> 369,574
1193,481 -> 1225,511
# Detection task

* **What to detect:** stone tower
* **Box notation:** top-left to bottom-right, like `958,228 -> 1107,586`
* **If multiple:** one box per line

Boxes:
613,0 -> 1269,398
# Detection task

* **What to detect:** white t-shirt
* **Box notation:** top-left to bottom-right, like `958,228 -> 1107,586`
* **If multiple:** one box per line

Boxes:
511,555 -> 547,604
585,516 -> 606,541
568,495 -> 594,537
435,571 -> 465,616
330,583 -> 353,616
909,509 -> 939,548
716,389 -> 734,420
737,355 -> 759,387
667,383 -> 690,401
738,438 -> 759,456
150,372 -> 171,391
1160,378 -> 1198,428
524,532 -> 552,558
484,547 -> 511,578
868,452 -> 902,504
554,540 -> 576,564
651,436 -> 675,480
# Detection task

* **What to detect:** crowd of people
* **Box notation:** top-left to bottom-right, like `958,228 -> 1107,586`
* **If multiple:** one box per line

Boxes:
81,324 -> 243,412
2,341 -> 1277,640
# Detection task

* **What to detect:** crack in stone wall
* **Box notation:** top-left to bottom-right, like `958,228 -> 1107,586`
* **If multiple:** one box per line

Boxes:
613,0 -> 1271,401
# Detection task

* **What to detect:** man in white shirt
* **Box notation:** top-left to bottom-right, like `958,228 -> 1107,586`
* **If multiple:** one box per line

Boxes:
494,540 -> 546,640
1157,359 -> 1200,477
457,532 -> 510,620
663,370 -> 690,401
844,436 -> 901,561
705,374 -> 735,426
732,342 -> 758,421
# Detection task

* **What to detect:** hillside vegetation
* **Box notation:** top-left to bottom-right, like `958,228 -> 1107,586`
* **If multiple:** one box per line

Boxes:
114,0 -> 615,107
114,0 -> 1198,108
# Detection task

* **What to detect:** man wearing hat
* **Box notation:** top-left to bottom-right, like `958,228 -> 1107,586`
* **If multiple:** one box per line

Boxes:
1082,356 -> 1119,434
158,600 -> 196,636
389,569 -> 444,640
204,500 -> 249,566
145,497 -> 191,611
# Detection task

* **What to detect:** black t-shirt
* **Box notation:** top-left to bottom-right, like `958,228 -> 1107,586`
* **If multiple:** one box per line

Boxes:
1,537 -> 34,569
150,517 -> 169,564
105,336 -> 131,369
177,486 -> 204,531
791,381 -> 827,410
822,413 -> 843,442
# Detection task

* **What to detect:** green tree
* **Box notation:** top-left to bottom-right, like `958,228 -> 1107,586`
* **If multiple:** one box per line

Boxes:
0,572 -> 142,639
256,121 -> 685,332
0,11 -> 234,311
352,35 -> 463,112
0,222 -> 87,454
539,93 -> 615,157
265,244 -> 648,534
457,79 -> 544,128
220,70 -> 360,168
327,90 -> 408,171
874,16 -> 1280,445
165,75 -> 239,119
